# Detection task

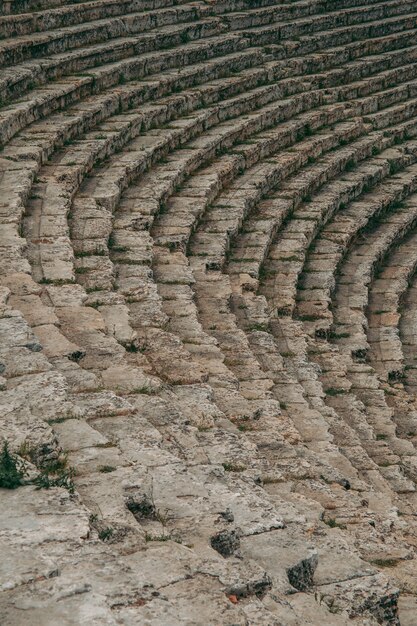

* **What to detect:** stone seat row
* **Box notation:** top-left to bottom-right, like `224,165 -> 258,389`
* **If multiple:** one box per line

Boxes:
60,96 -> 409,363
156,119 -> 416,476
367,232 -> 417,382
400,266 -> 417,397
116,109 -> 417,442
44,70 -> 417,390
0,0 -> 393,39
0,0 -> 206,38
282,152 -> 417,428
4,41 -> 416,370
0,6 -> 415,181
1,1 -> 416,138
196,138 -> 417,458
0,0 -> 412,71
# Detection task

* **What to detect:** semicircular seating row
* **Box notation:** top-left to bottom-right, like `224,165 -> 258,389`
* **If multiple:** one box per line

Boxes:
1,1 -> 417,624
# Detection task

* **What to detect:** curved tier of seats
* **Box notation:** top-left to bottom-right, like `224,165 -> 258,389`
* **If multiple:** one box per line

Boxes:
2,2 -> 417,625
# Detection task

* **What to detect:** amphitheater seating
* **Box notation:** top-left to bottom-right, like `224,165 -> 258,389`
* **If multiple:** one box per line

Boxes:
2,1 -> 417,624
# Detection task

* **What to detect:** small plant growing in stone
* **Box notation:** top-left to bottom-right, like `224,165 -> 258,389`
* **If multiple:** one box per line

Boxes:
371,558 -> 398,568
325,387 -> 347,396
145,532 -> 170,542
197,425 -> 212,432
323,517 -> 346,530
33,467 -> 75,494
132,386 -> 154,395
99,527 -> 114,541
30,451 -> 76,493
230,414 -> 255,433
325,518 -> 338,528
126,492 -> 172,527
0,442 -> 26,489
222,461 -> 247,472
126,494 -> 156,520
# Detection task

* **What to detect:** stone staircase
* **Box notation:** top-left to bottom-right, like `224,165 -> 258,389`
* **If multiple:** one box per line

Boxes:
1,1 -> 417,624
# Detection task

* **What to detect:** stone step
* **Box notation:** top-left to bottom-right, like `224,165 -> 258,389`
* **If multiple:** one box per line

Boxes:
285,154 -> 417,458
1,4 -> 415,141
0,0 -> 204,38
262,142 -> 417,310
148,123 -> 417,520
0,11 -> 223,69
0,0 -> 392,37
297,155 -> 417,332
247,7 -> 417,49
400,275 -> 417,397
0,0 -> 185,16
1,0 -> 412,72
368,230 -> 417,382
252,147 -> 417,492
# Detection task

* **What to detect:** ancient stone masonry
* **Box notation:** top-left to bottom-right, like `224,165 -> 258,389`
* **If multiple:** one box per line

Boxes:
2,0 -> 417,624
